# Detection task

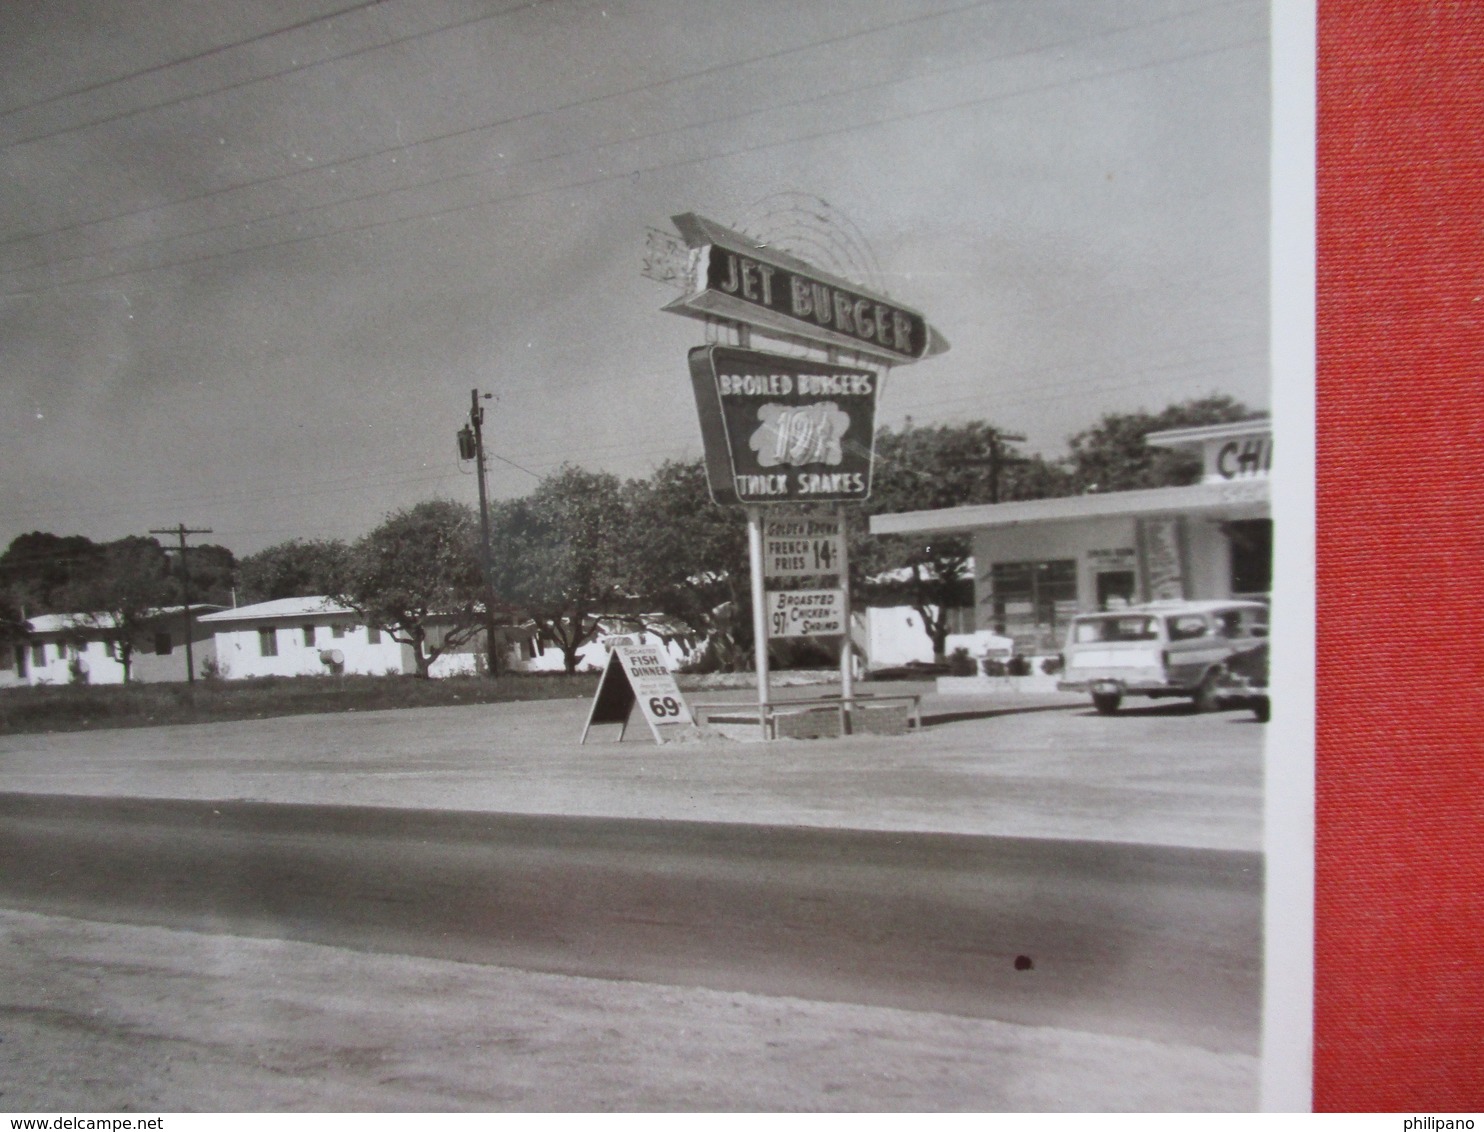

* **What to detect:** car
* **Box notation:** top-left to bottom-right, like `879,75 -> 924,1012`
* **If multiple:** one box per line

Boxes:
1215,638 -> 1270,722
1056,599 -> 1269,715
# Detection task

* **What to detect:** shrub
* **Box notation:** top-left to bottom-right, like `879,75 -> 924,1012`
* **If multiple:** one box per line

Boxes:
947,648 -> 977,676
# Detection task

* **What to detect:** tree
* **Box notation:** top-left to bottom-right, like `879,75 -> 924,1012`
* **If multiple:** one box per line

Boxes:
622,459 -> 752,671
238,539 -> 351,604
1065,395 -> 1264,493
0,532 -> 105,614
338,501 -> 484,679
490,465 -> 626,674
860,421 -> 1071,660
60,537 -> 175,683
174,543 -> 238,608
0,592 -> 27,658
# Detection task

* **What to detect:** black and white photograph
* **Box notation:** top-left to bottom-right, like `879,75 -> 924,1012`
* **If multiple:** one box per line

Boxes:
0,0 -> 1309,1114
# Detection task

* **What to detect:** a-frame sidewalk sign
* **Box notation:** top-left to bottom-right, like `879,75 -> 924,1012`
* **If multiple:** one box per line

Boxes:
580,644 -> 696,744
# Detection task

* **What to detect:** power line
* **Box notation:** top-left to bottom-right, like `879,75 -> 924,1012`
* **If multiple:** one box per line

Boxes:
0,330 -> 1265,540
0,433 -> 551,534
899,338 -> 1267,413
518,334 -> 1268,457
0,356 -> 1265,551
0,0 -> 1257,282
482,349 -> 1266,476
484,450 -> 544,480
500,352 -> 1266,483
0,0 -> 1255,259
0,0 -> 391,120
0,464 -> 467,533
0,0 -> 1016,250
0,0 -> 555,152
0,33 -> 1267,300
1,454 -> 463,518
494,273 -> 1261,407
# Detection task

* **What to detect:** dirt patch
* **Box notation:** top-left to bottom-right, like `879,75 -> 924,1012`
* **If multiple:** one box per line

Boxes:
0,909 -> 1257,1112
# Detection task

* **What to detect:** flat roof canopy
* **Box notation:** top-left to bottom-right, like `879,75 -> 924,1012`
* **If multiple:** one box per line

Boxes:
869,478 -> 1269,538
1144,419 -> 1271,450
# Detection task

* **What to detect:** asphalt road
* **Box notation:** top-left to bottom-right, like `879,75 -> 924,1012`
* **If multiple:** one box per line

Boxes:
0,791 -> 1262,1056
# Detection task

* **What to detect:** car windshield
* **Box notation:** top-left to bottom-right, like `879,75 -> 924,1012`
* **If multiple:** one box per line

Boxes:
1072,615 -> 1158,643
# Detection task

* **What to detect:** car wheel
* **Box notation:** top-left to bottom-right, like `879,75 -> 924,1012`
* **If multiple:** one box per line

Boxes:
1193,673 -> 1221,714
1092,691 -> 1122,715
1252,696 -> 1270,723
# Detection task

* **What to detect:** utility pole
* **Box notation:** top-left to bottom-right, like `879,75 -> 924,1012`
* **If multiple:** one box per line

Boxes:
964,429 -> 1029,503
458,389 -> 499,675
988,429 -> 1028,503
150,524 -> 212,685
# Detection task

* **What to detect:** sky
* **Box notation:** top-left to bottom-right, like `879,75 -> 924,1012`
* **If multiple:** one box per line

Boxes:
0,0 -> 1271,557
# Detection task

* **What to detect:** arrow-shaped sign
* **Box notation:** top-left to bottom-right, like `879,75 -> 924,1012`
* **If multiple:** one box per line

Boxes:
663,213 -> 949,366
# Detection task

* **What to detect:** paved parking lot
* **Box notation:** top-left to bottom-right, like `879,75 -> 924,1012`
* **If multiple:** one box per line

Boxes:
0,685 -> 1264,851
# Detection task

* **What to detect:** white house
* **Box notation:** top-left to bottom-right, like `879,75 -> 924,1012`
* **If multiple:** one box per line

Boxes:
196,597 -> 541,679
10,607 -> 223,685
199,597 -> 415,678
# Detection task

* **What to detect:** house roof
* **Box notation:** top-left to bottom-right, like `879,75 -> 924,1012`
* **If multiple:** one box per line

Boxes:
869,478 -> 1269,538
26,606 -> 224,635
26,612 -> 111,634
197,596 -> 353,623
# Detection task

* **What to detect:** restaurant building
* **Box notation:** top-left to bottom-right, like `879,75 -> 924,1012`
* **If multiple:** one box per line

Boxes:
868,419 -> 1272,656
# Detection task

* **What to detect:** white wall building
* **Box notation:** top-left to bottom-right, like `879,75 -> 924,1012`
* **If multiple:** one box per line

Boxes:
870,420 -> 1272,656
198,597 -> 537,679
199,598 -> 414,678
9,608 -> 222,685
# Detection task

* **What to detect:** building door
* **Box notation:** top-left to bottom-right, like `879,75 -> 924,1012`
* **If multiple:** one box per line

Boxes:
1227,519 -> 1273,598
1096,570 -> 1137,610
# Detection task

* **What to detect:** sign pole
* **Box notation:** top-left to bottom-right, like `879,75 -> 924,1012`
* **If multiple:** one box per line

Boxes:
836,502 -> 854,734
747,505 -> 771,736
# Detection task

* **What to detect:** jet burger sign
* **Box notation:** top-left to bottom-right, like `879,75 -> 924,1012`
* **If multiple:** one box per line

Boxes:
665,213 -> 948,366
689,345 -> 878,505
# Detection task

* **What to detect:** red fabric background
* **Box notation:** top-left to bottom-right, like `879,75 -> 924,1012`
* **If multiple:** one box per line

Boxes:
1316,1 -> 1484,1110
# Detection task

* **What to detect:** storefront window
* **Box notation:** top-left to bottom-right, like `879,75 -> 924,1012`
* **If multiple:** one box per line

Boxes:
986,559 -> 1078,649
